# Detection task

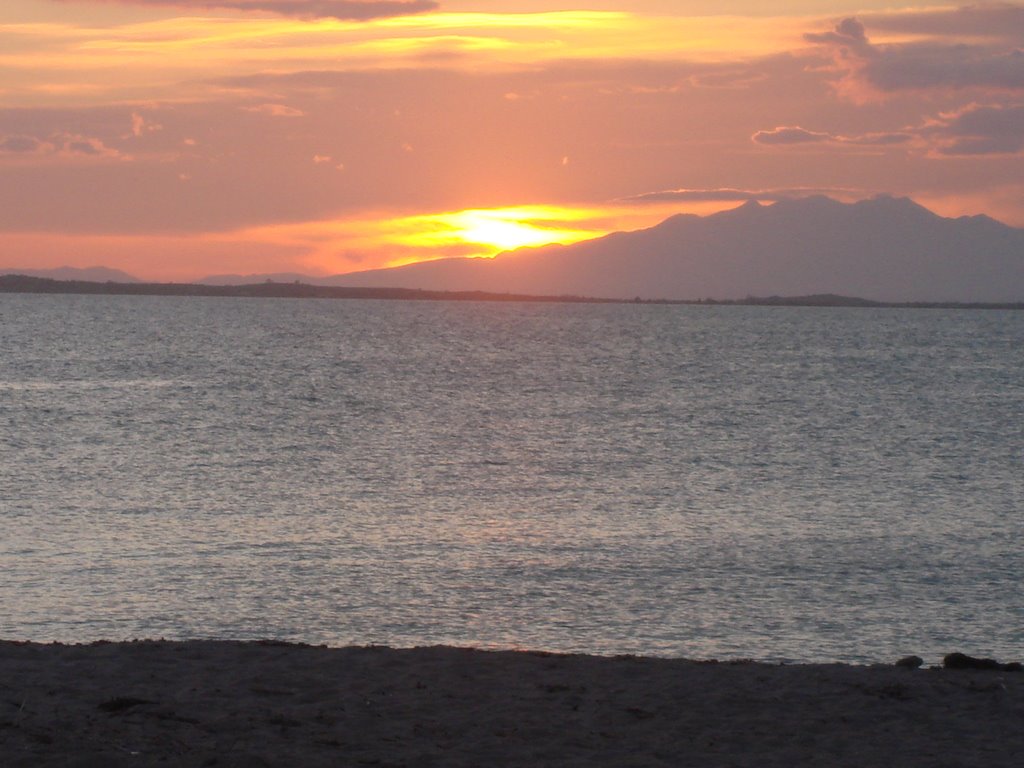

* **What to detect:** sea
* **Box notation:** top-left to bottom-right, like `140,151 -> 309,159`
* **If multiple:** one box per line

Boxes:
1,294 -> 1021,664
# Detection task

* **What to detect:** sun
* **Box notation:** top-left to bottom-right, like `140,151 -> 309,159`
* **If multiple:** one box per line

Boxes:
394,206 -> 603,259
445,208 -> 594,252
249,202 -> 697,276
455,215 -> 555,251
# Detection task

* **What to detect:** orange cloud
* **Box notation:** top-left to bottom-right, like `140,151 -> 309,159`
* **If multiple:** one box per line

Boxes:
2,9 -> 809,107
54,0 -> 438,21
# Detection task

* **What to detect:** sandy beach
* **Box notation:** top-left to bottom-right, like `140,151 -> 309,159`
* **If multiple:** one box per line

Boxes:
1,641 -> 1021,767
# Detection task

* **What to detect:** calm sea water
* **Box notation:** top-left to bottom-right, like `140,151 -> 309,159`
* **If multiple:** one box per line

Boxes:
1,294 -> 1021,664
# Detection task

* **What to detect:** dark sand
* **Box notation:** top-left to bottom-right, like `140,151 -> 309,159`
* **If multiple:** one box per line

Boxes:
2,640 -> 1022,767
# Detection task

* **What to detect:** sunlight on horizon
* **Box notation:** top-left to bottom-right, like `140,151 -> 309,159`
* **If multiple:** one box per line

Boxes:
386,206 -> 607,263
298,202 -> 717,274
0,200 -> 739,281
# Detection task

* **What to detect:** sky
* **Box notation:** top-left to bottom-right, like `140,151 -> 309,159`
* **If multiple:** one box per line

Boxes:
1,1 -> 1023,281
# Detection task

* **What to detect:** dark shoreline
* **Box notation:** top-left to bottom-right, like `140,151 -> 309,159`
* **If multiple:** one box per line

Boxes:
2,639 -> 1023,767
3,274 -> 1023,309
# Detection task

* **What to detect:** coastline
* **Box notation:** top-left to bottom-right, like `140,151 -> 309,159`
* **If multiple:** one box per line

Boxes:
3,273 -> 1024,309
2,640 -> 1021,767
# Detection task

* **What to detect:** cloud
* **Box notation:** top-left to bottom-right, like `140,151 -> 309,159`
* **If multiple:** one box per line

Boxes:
687,70 -> 769,90
242,103 -> 306,117
129,112 -> 163,138
753,104 -> 1024,158
803,17 -> 873,55
0,136 -> 54,155
863,4 -> 1024,41
751,126 -> 913,147
805,14 -> 1024,97
926,103 -> 1024,156
620,187 -> 863,204
60,134 -> 124,158
312,154 -> 344,170
65,138 -> 104,155
131,113 -> 145,137
850,132 -> 917,146
775,11 -> 1024,158
865,45 -> 1024,93
751,126 -> 832,145
0,132 -> 122,159
61,0 -> 439,21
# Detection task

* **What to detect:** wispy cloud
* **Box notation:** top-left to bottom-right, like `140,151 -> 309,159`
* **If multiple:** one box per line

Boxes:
620,187 -> 864,204
751,127 -> 832,145
55,0 -> 439,21
751,126 -> 913,146
8,9 -> 804,108
753,103 -> 1024,158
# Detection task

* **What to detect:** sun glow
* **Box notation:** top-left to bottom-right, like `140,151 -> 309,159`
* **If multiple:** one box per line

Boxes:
403,206 -> 601,255
232,202 -> 696,278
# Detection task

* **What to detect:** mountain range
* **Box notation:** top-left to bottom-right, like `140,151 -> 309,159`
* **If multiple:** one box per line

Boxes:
5,197 -> 1023,302
323,196 -> 1024,302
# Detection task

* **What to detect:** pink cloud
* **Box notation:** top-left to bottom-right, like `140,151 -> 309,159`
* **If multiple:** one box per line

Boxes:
805,14 -> 1024,97
926,103 -> 1024,156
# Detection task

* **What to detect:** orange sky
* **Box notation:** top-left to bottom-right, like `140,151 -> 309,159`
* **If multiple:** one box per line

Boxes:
2,1 -> 1023,281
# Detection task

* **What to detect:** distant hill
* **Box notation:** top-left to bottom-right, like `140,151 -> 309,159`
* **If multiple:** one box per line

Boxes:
6,274 -> 1021,310
199,272 -> 324,286
0,266 -> 140,283
327,196 -> 1024,303
0,274 -> 615,303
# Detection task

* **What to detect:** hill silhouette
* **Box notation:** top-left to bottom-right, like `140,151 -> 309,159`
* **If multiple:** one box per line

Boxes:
328,196 -> 1024,302
5,197 -> 1023,304
0,266 -> 140,283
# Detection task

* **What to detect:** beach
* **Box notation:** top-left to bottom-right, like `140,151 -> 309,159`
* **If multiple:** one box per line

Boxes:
2,641 -> 1021,767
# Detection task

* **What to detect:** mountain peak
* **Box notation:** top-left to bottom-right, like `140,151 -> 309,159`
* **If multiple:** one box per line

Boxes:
855,194 -> 937,219
329,195 -> 1024,303
703,198 -> 766,222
